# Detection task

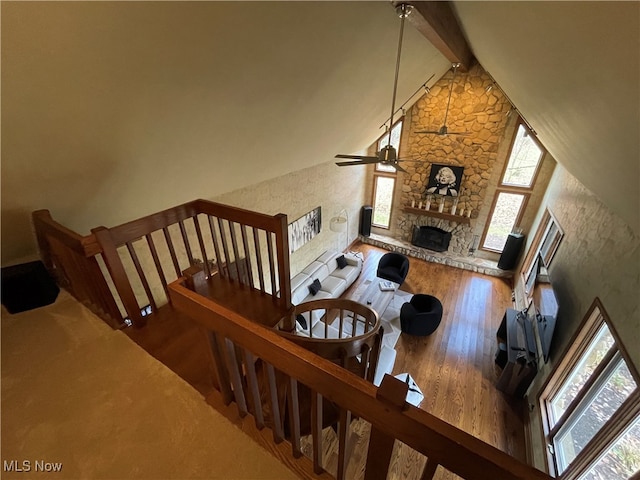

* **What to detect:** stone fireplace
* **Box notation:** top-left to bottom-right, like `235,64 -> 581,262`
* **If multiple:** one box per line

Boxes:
412,225 -> 452,252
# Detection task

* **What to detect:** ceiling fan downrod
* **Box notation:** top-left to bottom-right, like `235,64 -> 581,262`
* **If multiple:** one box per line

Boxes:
387,3 -> 413,148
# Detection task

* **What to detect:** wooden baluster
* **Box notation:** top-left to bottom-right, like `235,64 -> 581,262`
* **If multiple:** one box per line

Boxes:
207,215 -> 224,276
266,232 -> 277,297
208,331 -> 233,405
145,233 -> 169,299
420,458 -> 439,480
265,363 -> 284,443
339,309 -> 345,339
126,241 -> 157,313
85,253 -> 122,325
364,375 -> 409,480
337,407 -> 352,480
252,228 -> 266,293
217,218 -> 232,278
228,221 -> 243,284
311,390 -> 324,474
178,220 -> 194,266
92,227 -> 145,327
273,213 -> 291,309
368,327 -> 383,384
223,338 -> 248,418
193,216 -> 211,278
162,227 -> 182,278
360,344 -> 372,380
324,309 -> 329,338
287,377 -> 302,458
242,350 -> 265,430
240,224 -> 255,289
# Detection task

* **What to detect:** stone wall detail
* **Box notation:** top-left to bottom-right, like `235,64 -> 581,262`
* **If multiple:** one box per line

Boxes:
395,63 -> 513,256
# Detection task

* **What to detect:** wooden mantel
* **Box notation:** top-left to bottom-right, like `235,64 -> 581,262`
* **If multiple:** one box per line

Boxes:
403,206 -> 471,225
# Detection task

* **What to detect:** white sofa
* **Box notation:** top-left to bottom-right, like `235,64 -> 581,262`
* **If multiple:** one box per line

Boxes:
290,250 -> 363,333
290,250 -> 397,386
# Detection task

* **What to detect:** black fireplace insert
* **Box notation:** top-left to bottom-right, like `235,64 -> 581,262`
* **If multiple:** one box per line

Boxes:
412,226 -> 452,252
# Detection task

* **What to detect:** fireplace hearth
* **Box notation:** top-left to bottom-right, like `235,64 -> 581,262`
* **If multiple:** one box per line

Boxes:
412,226 -> 452,252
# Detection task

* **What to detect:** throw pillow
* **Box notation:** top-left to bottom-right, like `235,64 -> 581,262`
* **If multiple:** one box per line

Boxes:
296,314 -> 307,330
308,278 -> 322,296
336,254 -> 348,269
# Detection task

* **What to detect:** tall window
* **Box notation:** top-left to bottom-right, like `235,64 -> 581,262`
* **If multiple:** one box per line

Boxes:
539,299 -> 640,479
372,120 -> 402,228
481,120 -> 545,252
522,208 -> 564,296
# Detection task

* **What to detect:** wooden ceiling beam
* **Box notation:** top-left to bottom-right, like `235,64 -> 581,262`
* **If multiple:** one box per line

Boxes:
397,1 -> 474,71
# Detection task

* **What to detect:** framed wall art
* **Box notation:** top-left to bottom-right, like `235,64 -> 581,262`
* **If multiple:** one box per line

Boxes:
425,164 -> 464,197
288,206 -> 321,253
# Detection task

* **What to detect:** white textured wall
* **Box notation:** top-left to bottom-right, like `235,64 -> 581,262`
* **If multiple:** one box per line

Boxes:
516,165 -> 640,470
213,161 -> 367,277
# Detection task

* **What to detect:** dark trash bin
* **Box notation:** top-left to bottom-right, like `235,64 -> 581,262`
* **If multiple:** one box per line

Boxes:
1,261 -> 59,314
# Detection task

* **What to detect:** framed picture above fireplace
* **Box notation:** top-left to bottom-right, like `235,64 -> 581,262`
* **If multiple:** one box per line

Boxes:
425,164 -> 464,197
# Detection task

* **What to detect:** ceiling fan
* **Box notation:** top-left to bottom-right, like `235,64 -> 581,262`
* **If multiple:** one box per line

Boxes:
414,62 -> 469,137
335,3 -> 415,174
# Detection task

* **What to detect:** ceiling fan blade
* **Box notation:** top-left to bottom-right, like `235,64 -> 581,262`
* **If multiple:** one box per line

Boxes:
335,159 -> 381,167
393,163 -> 408,173
335,154 -> 379,161
414,129 -> 470,136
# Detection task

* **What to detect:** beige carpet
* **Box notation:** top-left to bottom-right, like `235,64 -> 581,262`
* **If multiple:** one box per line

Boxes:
1,290 -> 298,480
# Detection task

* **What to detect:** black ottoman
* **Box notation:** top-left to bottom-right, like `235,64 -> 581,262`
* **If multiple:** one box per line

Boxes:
1,261 -> 59,314
400,294 -> 443,336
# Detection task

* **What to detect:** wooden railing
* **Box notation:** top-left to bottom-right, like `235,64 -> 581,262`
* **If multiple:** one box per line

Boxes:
32,200 -> 291,329
32,210 -> 123,328
93,199 -> 291,328
169,278 -> 553,480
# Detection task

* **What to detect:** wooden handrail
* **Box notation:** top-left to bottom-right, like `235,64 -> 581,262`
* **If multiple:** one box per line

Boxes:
32,210 -> 101,258
169,278 -> 552,480
96,201 -> 198,246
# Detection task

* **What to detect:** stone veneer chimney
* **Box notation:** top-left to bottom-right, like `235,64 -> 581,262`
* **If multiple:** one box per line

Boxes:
394,64 -> 513,256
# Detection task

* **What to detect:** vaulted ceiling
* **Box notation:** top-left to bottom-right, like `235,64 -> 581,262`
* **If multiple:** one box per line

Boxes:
2,1 -> 638,264
451,1 -> 639,233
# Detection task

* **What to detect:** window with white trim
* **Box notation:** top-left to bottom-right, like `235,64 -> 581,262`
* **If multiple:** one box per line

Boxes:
481,120 -> 545,252
372,120 -> 402,228
522,208 -> 564,297
539,299 -> 640,479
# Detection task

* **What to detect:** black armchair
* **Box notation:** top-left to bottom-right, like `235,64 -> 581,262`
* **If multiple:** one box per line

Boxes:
376,252 -> 410,285
400,294 -> 443,336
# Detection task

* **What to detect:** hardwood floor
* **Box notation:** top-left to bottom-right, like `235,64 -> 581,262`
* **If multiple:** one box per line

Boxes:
124,241 -> 527,479
332,243 -> 526,479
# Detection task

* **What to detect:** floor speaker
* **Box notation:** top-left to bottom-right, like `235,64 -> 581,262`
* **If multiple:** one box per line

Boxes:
359,206 -> 373,237
498,233 -> 525,270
